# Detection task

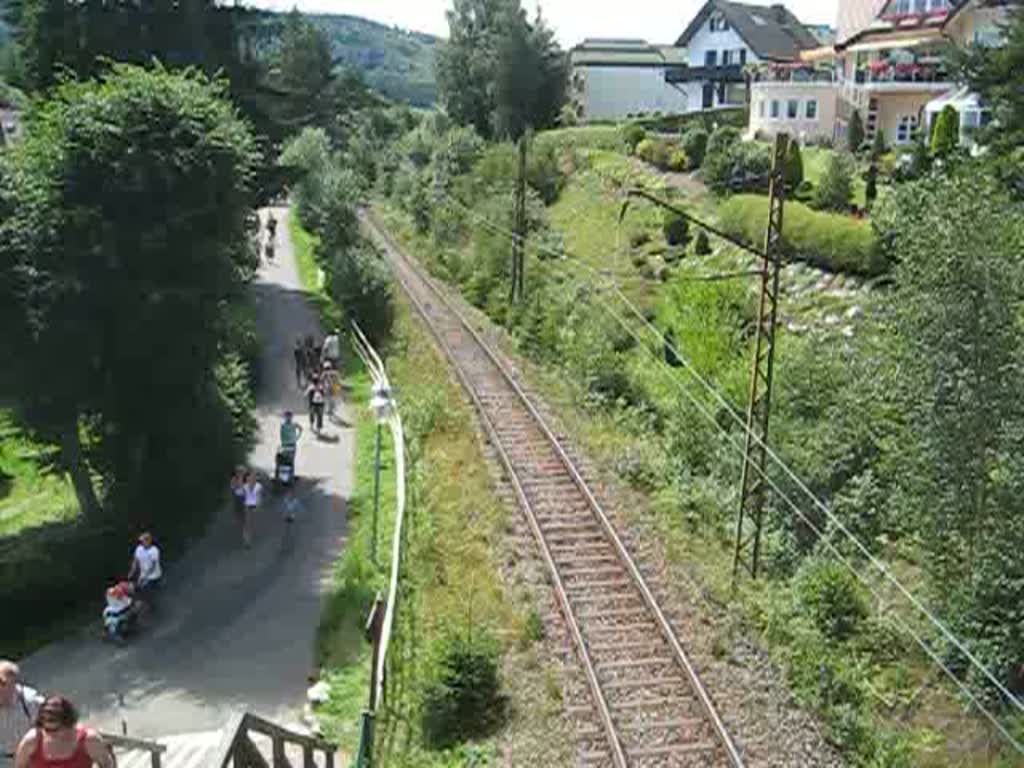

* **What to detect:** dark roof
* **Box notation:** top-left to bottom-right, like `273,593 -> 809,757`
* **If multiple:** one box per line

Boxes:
942,0 -> 1023,29
675,1 -> 821,61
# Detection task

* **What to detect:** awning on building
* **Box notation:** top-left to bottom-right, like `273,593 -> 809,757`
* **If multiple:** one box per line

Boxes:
846,33 -> 944,52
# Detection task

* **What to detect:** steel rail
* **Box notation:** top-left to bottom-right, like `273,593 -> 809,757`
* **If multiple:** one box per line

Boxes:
363,210 -> 745,767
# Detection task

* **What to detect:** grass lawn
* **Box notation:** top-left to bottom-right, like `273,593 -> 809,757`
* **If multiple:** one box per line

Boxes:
289,208 -> 342,330
0,412 -> 78,538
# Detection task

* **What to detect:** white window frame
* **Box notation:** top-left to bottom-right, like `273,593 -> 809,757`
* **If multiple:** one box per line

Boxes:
770,100 -> 780,118
895,113 -> 919,144
787,99 -> 799,119
759,99 -> 765,118
806,99 -> 818,119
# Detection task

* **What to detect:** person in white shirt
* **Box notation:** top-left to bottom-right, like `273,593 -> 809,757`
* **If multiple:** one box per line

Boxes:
128,532 -> 162,590
242,472 -> 263,548
0,660 -> 44,767
321,329 -> 341,370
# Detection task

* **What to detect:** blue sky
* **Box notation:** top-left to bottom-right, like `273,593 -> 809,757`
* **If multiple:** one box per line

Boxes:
246,0 -> 840,46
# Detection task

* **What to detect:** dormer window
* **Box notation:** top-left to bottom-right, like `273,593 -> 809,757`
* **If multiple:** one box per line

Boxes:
709,13 -> 730,32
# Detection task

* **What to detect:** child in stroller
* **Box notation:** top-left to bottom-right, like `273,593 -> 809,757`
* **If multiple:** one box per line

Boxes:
103,581 -> 139,640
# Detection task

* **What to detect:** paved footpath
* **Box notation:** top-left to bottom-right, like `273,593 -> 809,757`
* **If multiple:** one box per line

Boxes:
21,207 -> 354,739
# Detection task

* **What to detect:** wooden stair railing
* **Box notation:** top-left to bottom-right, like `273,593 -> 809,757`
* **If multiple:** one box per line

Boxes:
214,712 -> 337,768
100,732 -> 167,768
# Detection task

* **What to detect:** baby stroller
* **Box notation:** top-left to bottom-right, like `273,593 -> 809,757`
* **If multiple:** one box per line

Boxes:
102,581 -> 141,642
275,445 -> 296,489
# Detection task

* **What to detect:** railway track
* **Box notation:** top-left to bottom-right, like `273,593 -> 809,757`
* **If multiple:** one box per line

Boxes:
363,212 -> 744,768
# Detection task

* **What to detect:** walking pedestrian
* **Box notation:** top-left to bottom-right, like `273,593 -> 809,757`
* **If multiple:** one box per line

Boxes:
13,695 -> 114,768
304,336 -> 320,381
293,337 -> 305,388
306,379 -> 325,433
229,466 -> 246,526
321,329 -> 341,371
1,661 -> 44,768
321,362 -> 339,420
242,471 -> 263,549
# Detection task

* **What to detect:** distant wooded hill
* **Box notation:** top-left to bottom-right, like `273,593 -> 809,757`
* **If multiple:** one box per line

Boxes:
0,12 -> 439,107
307,14 -> 438,107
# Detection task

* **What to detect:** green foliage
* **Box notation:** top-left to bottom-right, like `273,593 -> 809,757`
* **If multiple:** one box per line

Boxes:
635,137 -> 676,170
812,151 -> 854,212
930,104 -> 959,157
662,211 -> 689,246
875,168 -> 1024,684
719,194 -> 884,275
706,125 -> 740,158
955,7 -> 1024,164
680,126 -> 708,169
0,64 -> 258,637
422,633 -> 505,748
437,0 -> 567,140
848,109 -> 865,153
703,139 -> 771,195
621,123 -> 647,153
327,244 -> 394,347
784,139 -> 804,191
281,127 -> 336,230
795,559 -> 869,642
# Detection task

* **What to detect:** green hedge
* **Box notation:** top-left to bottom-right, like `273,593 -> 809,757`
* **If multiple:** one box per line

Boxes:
631,107 -> 748,134
718,195 -> 885,276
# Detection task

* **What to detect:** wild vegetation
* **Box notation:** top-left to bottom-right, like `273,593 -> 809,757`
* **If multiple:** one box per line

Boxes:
361,10 -> 1024,763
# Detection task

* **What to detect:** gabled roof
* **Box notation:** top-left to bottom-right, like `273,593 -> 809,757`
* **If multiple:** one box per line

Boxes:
675,1 -> 821,61
942,0 -> 1024,29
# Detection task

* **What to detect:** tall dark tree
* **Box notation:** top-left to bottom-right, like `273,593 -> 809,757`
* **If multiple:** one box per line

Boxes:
438,0 -> 566,140
0,64 -> 259,523
436,0 -> 508,138
494,6 -> 566,140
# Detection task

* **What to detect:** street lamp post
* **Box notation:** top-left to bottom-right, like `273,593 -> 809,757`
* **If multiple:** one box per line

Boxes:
369,383 -> 393,568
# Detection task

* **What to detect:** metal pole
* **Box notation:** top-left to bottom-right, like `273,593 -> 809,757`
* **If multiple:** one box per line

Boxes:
733,132 -> 789,581
372,422 -> 382,567
511,135 -> 528,303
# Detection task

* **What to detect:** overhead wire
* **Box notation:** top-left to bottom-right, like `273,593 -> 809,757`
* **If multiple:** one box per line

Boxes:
432,188 -> 1024,734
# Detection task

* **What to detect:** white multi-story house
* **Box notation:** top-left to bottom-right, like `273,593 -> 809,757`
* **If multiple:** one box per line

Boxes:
672,1 -> 821,112
746,0 -> 1020,147
568,39 -> 689,122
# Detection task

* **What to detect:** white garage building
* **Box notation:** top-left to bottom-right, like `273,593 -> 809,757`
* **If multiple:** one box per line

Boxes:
568,39 -> 691,122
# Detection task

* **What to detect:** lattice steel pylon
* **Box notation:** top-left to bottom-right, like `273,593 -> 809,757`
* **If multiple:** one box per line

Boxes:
733,132 -> 789,581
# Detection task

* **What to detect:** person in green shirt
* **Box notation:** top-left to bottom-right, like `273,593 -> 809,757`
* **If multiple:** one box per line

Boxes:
280,411 -> 302,457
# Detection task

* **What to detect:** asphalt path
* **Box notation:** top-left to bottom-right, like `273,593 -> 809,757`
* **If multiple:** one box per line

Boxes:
20,207 -> 354,739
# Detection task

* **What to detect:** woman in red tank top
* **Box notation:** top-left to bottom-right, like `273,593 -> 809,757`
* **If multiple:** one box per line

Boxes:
13,696 -> 113,768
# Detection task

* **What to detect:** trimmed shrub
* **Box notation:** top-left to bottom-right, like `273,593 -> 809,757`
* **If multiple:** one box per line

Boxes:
718,194 -> 885,275
622,124 -> 647,154
812,152 -> 854,212
422,633 -> 505,747
636,138 -> 675,170
681,127 -> 709,168
865,163 -> 879,209
706,125 -> 741,158
784,140 -> 804,191
930,104 -> 959,157
870,128 -> 886,161
694,230 -> 711,255
663,211 -> 690,246
848,109 -> 865,153
668,149 -> 688,172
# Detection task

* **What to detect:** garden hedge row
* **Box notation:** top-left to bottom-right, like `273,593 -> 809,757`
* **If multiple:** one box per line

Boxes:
718,195 -> 886,276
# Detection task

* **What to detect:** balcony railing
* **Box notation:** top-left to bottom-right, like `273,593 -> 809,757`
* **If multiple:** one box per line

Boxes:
750,69 -> 835,84
665,64 -> 743,84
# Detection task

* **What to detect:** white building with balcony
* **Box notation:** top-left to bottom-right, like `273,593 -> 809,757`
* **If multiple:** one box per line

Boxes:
834,0 -> 1019,147
672,1 -> 822,112
748,58 -> 840,142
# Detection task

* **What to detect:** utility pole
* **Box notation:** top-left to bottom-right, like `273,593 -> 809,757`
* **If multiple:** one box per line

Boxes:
733,132 -> 789,581
511,135 -> 528,303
